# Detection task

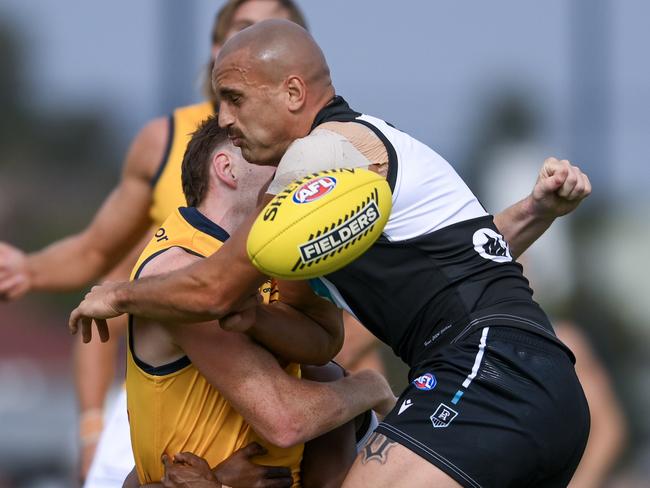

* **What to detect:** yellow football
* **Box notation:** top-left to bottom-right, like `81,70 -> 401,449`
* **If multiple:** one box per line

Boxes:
247,168 -> 392,280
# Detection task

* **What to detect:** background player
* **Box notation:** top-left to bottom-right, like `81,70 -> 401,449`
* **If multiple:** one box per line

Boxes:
70,20 -> 593,487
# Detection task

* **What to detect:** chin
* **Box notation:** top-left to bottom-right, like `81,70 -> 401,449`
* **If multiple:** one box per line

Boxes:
242,148 -> 282,167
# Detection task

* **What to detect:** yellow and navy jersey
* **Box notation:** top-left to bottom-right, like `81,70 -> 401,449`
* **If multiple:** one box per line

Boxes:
126,207 -> 300,485
149,102 -> 215,226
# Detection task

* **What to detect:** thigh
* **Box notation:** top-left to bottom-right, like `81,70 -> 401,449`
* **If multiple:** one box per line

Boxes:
342,433 -> 461,488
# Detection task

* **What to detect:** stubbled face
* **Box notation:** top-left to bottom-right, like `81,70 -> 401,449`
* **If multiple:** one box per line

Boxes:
211,0 -> 293,59
214,52 -> 294,166
229,146 -> 277,208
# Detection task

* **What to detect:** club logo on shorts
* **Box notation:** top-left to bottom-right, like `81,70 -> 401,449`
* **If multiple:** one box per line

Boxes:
412,373 -> 437,391
472,228 -> 512,263
292,176 -> 337,204
297,200 -> 380,264
430,403 -> 458,428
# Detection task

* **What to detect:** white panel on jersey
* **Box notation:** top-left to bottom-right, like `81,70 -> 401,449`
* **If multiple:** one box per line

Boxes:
357,115 -> 488,242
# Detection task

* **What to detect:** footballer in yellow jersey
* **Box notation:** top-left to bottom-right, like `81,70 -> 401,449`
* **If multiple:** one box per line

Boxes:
149,102 -> 214,226
127,207 -> 301,485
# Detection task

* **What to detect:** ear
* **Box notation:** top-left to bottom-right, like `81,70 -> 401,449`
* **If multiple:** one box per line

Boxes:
212,151 -> 238,189
285,75 -> 307,112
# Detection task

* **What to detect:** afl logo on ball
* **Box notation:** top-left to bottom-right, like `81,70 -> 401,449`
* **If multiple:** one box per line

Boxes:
292,176 -> 337,204
412,373 -> 437,391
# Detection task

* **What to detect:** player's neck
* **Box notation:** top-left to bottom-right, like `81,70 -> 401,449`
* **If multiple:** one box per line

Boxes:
197,195 -> 250,237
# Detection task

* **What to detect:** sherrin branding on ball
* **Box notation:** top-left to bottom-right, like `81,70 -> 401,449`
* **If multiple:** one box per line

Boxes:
247,168 -> 392,280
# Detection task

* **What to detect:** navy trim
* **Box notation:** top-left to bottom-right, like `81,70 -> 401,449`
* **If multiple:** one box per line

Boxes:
128,246 -> 205,376
150,114 -> 175,188
129,313 -> 192,376
178,207 -> 230,242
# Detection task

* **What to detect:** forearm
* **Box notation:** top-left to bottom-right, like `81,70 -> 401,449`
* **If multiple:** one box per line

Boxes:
493,194 -> 554,259
27,234 -> 115,291
249,302 -> 343,365
115,263 -> 261,324
253,370 -> 390,448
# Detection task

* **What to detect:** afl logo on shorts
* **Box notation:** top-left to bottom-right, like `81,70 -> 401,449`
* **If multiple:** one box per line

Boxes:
292,176 -> 337,204
412,373 -> 437,391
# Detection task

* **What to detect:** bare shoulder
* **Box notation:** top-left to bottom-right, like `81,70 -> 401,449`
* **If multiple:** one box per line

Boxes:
138,246 -> 201,279
123,116 -> 170,181
132,247 -> 202,364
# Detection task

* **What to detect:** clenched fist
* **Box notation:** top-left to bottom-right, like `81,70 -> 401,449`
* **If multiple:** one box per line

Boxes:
531,157 -> 592,219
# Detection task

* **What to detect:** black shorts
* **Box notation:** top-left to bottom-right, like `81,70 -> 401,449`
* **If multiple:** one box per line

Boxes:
375,327 -> 590,488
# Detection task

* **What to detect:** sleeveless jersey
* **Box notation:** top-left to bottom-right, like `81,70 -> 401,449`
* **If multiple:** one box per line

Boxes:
126,207 -> 301,485
149,102 -> 214,225
282,97 -> 571,368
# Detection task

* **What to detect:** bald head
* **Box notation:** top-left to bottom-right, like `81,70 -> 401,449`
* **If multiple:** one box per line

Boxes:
217,19 -> 332,92
212,19 -> 336,165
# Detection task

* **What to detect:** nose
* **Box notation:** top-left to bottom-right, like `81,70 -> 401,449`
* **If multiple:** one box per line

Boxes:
218,104 -> 234,129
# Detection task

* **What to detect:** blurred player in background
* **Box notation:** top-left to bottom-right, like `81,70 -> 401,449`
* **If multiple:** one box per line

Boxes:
0,0 -> 381,485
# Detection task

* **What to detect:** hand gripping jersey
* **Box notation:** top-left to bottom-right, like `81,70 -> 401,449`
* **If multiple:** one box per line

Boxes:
126,207 -> 301,485
149,102 -> 214,225
269,97 -> 571,368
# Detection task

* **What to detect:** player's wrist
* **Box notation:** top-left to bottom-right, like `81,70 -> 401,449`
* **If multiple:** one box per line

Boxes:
79,408 -> 103,446
111,282 -> 131,315
524,193 -> 556,223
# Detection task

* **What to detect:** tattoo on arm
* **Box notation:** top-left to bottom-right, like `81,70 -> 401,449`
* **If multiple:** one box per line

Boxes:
361,433 -> 397,465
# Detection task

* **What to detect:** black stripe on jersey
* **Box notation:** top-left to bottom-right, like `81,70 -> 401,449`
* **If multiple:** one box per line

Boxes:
310,96 -> 398,191
179,206 -> 230,242
129,246 -> 205,376
150,114 -> 175,188
311,95 -> 361,129
350,119 -> 398,192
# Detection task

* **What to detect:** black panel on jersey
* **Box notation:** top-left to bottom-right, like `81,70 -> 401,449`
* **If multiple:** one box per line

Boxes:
311,96 -> 399,191
325,215 -> 571,366
311,95 -> 360,128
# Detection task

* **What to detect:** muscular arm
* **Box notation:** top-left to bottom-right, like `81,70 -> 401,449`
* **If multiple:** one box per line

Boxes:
245,280 -> 344,365
131,247 -> 393,450
114,205 -> 266,323
170,318 -> 392,449
70,156 -> 592,335
0,118 -> 167,297
494,157 -> 591,258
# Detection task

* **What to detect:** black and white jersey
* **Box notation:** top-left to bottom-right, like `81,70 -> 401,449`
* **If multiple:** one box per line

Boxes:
272,97 -> 569,367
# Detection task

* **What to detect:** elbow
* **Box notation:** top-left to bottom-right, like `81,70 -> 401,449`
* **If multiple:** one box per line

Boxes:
257,411 -> 310,449
310,338 -> 343,367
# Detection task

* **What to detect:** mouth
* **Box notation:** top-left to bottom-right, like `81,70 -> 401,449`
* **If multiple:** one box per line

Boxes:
228,132 -> 244,147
